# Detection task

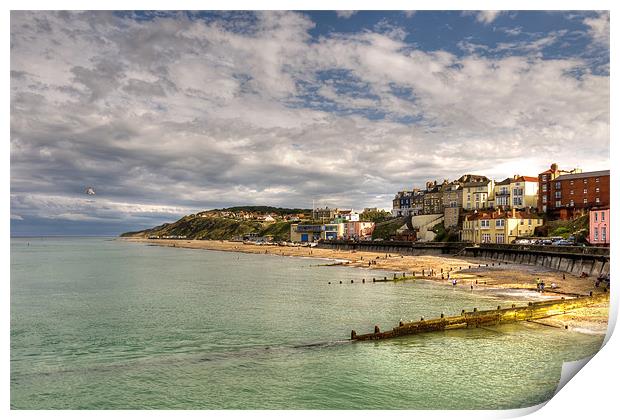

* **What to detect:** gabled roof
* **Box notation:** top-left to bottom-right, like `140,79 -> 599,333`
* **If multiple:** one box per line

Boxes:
465,210 -> 542,221
556,170 -> 610,181
512,176 -> 538,183
463,179 -> 491,187
495,178 -> 512,186
457,174 -> 489,184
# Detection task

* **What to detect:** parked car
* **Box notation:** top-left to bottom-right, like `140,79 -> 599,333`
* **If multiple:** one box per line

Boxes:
555,239 -> 575,246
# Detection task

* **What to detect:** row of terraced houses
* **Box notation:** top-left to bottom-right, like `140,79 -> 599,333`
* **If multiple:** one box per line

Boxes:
391,163 -> 610,245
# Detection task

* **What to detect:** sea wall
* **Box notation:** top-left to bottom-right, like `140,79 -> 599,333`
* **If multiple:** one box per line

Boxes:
463,244 -> 610,278
318,241 -> 610,277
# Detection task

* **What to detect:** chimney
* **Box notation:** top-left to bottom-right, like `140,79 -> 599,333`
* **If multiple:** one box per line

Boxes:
512,208 -> 516,218
551,163 -> 558,171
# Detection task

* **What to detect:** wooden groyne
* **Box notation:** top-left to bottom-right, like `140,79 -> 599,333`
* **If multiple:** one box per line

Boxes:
350,293 -> 609,341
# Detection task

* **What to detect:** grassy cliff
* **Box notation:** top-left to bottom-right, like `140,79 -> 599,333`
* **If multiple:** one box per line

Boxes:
120,214 -> 296,241
371,217 -> 407,240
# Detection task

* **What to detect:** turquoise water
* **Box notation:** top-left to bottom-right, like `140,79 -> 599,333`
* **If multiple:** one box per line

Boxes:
11,237 -> 604,409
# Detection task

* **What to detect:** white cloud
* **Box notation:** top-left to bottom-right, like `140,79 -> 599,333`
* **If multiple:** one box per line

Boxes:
476,10 -> 502,25
583,11 -> 610,46
336,11 -> 357,19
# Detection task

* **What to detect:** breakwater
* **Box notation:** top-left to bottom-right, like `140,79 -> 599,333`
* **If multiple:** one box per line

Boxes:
319,240 -> 610,277
351,292 -> 609,341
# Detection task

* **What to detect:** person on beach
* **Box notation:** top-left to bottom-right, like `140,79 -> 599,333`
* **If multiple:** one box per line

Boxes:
452,279 -> 457,287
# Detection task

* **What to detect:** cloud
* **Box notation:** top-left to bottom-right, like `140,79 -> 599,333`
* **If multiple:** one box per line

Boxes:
583,11 -> 610,46
475,11 -> 502,25
336,11 -> 357,19
9,11 -> 609,234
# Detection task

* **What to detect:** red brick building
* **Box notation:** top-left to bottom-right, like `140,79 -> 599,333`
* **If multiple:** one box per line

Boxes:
538,163 -> 581,212
543,169 -> 610,220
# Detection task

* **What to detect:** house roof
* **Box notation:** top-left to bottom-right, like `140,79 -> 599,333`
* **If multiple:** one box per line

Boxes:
512,176 -> 538,183
463,179 -> 491,187
555,170 -> 610,181
495,177 -> 512,186
457,174 -> 489,184
465,210 -> 542,221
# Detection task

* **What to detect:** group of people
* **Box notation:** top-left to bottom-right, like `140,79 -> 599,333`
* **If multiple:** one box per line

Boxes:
536,278 -> 546,292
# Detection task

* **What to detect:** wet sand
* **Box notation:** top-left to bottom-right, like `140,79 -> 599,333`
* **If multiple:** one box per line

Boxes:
121,238 -> 609,334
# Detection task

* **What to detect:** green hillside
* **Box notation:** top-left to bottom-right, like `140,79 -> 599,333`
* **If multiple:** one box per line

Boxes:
120,212 -> 299,241
371,217 -> 407,240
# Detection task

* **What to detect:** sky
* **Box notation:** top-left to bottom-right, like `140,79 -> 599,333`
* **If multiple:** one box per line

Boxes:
10,10 -> 610,236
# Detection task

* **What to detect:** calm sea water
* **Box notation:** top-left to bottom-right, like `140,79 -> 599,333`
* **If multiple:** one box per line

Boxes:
11,237 -> 604,409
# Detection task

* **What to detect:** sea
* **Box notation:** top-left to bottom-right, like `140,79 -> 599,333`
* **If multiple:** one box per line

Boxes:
10,237 -> 605,409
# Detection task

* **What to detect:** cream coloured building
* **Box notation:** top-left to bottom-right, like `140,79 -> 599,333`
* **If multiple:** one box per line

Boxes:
509,176 -> 539,209
462,178 -> 495,210
493,175 -> 539,210
461,209 -> 543,244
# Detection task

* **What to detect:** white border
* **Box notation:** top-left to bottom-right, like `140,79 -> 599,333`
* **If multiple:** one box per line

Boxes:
4,1 -> 616,419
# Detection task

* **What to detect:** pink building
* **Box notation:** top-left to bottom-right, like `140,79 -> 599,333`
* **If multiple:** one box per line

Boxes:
589,207 -> 609,246
344,221 -> 375,240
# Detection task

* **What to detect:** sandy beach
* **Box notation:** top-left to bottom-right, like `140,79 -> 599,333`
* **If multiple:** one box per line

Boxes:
121,238 -> 609,334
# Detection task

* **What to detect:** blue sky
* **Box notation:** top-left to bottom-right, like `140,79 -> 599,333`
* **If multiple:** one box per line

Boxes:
10,10 -> 610,235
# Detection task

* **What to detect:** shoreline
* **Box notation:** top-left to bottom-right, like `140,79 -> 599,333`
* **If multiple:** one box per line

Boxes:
120,238 -> 609,334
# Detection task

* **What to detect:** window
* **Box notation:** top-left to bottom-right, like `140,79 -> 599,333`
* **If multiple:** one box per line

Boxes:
496,234 -> 505,244
596,197 -> 600,203
569,200 -> 574,207
555,191 -> 561,198
595,187 -> 600,193
556,200 -> 562,207
528,219 -> 532,225
495,219 -> 505,227
542,184 -> 547,192
570,180 -> 574,185
584,179 -> 588,184
602,227 -> 607,243
602,212 -> 605,222
482,233 -> 491,243
555,181 -> 561,189
520,219 -> 524,225
583,189 -> 587,194
583,198 -> 588,204
594,228 -> 599,241
570,190 -> 574,195
595,212 -> 598,222
542,196 -> 547,203
481,220 -> 490,228
596,177 -> 600,183
542,175 -> 547,181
